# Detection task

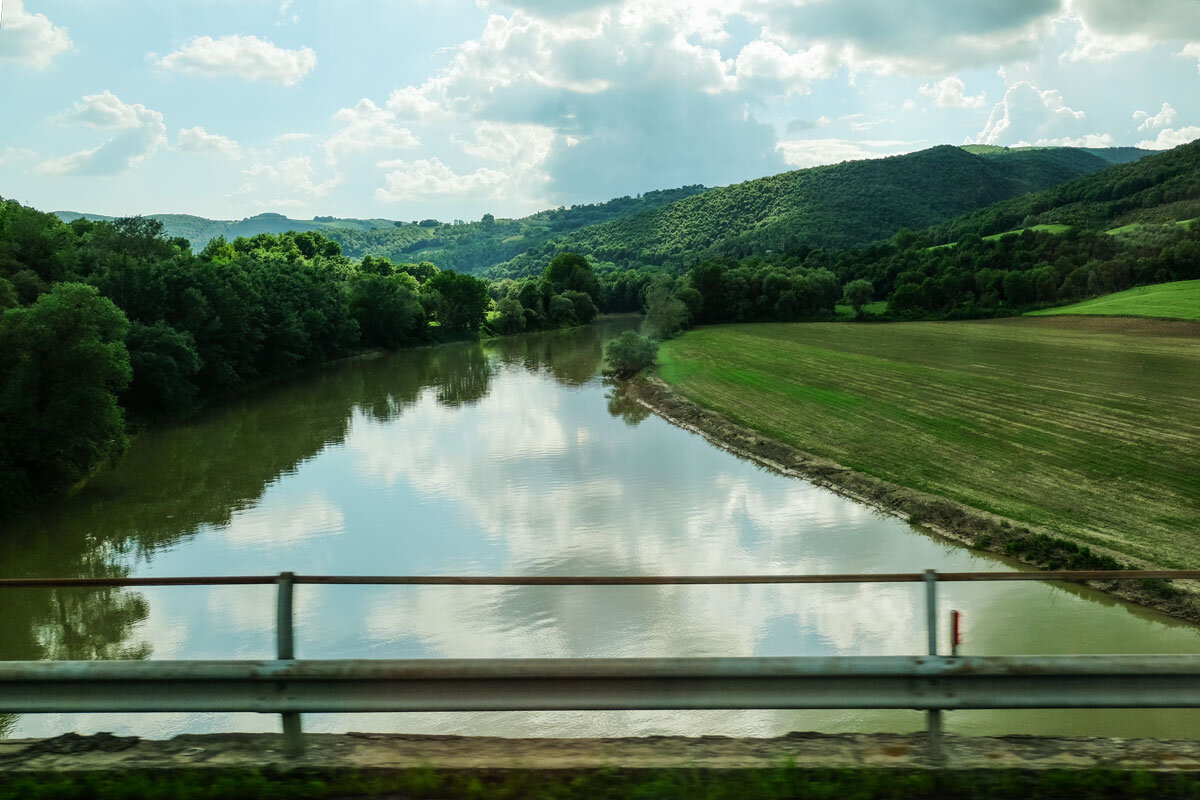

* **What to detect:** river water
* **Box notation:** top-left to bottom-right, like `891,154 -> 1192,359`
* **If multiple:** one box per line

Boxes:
4,317 -> 1200,740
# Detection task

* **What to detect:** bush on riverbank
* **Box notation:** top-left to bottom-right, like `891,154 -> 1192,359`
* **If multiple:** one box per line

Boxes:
604,330 -> 658,377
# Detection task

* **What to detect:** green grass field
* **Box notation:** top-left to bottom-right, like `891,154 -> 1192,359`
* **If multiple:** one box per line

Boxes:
1027,280 -> 1200,321
658,319 -> 1200,567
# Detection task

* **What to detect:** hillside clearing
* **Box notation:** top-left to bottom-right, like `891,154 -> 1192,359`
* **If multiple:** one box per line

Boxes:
1027,280 -> 1200,321
657,319 -> 1200,568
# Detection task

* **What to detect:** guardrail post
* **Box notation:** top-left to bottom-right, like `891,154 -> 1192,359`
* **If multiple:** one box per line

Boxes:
924,569 -> 943,764
276,571 -> 303,757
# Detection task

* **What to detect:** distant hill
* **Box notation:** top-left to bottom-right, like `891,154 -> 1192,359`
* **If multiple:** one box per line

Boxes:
56,184 -> 708,275
484,145 -> 1150,278
960,144 -> 1151,165
926,139 -> 1200,244
53,211 -> 401,251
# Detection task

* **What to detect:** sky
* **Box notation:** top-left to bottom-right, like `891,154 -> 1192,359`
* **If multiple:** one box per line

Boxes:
1,0 -> 1198,222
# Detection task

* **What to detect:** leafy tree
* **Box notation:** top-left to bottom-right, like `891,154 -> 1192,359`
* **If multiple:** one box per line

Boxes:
604,330 -> 658,377
425,270 -> 490,333
544,252 -> 600,301
123,321 -> 202,418
493,297 -> 526,334
645,283 -> 688,338
0,284 -> 131,515
561,289 -> 598,324
350,272 -> 425,348
842,279 -> 874,315
548,293 -> 577,326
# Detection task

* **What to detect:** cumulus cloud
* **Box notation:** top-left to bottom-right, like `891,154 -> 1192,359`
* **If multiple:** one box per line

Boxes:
38,92 -> 165,176
451,121 -> 555,166
375,158 -> 508,201
1063,0 -> 1200,61
733,40 -> 836,97
324,99 -> 420,165
775,138 -> 914,169
1183,42 -> 1200,74
745,0 -> 1061,74
153,35 -> 316,85
0,0 -> 72,68
969,81 -> 1105,146
176,126 -> 242,159
388,6 -> 784,203
1133,102 -> 1177,132
1137,126 -> 1200,150
236,155 -> 340,207
918,76 -> 986,109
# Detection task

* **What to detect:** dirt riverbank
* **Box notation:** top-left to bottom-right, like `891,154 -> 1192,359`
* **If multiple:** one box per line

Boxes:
628,376 -> 1200,624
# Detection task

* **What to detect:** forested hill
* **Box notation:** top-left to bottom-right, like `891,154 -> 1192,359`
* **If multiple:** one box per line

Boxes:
56,184 -> 707,276
925,138 -> 1200,244
484,145 -> 1148,279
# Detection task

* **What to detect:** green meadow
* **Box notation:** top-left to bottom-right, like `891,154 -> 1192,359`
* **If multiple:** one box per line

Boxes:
658,319 -> 1200,567
1027,280 -> 1200,321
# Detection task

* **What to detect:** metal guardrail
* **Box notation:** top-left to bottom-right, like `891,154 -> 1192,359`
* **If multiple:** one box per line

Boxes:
3,569 -> 1199,760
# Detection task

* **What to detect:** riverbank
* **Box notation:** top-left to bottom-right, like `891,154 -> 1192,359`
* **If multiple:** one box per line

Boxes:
630,358 -> 1200,623
7,732 -> 1200,799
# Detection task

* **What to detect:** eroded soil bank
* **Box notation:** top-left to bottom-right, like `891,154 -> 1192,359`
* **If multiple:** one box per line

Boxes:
629,376 -> 1200,624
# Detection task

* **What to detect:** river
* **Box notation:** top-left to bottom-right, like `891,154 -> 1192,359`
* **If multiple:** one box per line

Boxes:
3,317 -> 1199,740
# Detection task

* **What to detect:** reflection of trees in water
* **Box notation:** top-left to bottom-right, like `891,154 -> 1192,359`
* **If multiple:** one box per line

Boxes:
0,322 -> 638,691
605,381 -> 652,427
488,323 -> 607,386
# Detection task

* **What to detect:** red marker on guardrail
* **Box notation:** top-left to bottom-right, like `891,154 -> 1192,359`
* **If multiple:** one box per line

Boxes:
950,610 -> 963,656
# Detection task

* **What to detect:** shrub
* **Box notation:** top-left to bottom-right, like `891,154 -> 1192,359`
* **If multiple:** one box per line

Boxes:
604,330 -> 658,377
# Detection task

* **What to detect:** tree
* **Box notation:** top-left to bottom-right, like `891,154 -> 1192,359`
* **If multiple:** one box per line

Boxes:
548,293 -> 577,325
561,290 -> 598,324
350,272 -> 426,348
425,270 -> 490,333
842,279 -> 874,315
0,283 -> 131,516
493,297 -> 526,334
644,284 -> 687,338
604,330 -> 657,377
544,252 -> 600,301
123,321 -> 202,418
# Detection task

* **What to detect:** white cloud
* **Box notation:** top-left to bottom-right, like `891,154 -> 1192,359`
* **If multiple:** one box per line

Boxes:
176,126 -> 242,159
153,35 -> 317,86
451,121 -> 555,166
1063,0 -> 1200,61
746,0 -> 1061,74
273,132 -> 313,143
1183,42 -> 1200,74
733,40 -> 836,97
969,81 -> 1103,146
38,92 -> 165,176
0,146 -> 37,166
1137,126 -> 1200,150
0,0 -> 72,69
775,138 -> 914,169
325,99 -> 420,165
902,98 -> 917,111
386,86 -> 448,122
1133,102 -> 1177,132
918,76 -> 986,109
375,157 -> 508,201
1035,133 -> 1114,147
236,155 -> 340,207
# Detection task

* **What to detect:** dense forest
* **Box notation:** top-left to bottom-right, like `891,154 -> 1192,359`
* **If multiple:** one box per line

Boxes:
0,201 -> 648,518
483,145 -> 1142,279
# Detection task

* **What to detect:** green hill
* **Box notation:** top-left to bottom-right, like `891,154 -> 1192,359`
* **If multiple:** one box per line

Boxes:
1026,279 -> 1200,321
56,184 -> 708,275
926,139 -> 1200,245
485,145 -> 1137,279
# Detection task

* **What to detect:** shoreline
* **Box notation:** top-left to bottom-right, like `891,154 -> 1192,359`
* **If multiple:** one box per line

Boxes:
629,375 -> 1200,625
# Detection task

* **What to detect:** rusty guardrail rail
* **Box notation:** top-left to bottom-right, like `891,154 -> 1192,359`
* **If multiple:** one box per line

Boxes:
3,569 -> 1199,760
